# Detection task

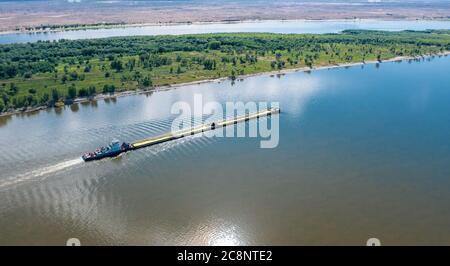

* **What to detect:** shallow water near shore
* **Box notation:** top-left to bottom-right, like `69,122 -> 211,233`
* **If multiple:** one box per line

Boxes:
2,19 -> 450,44
1,56 -> 450,245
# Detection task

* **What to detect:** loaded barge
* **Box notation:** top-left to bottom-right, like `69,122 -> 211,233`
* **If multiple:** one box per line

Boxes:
82,107 -> 280,162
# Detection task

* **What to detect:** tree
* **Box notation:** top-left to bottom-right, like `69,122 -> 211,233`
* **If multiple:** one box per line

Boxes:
69,71 -> 78,81
5,65 -> 17,78
15,96 -> 26,108
377,54 -> 382,62
67,84 -> 77,99
110,59 -> 123,72
0,99 -> 4,112
230,69 -> 236,81
275,52 -> 282,60
87,85 -> 96,96
78,88 -> 88,97
23,71 -> 32,79
1,92 -> 9,106
305,58 -> 313,68
27,95 -> 36,106
270,61 -> 276,69
51,88 -> 60,103
203,59 -> 216,70
208,41 -> 221,50
126,58 -> 136,71
103,84 -> 116,94
40,93 -> 50,105
109,85 -> 116,94
9,83 -> 18,96
142,76 -> 152,87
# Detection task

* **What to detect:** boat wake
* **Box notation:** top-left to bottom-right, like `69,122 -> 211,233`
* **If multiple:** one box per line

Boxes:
0,158 -> 83,190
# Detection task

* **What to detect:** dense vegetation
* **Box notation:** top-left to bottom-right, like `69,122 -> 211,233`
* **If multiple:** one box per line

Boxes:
1,30 -> 450,113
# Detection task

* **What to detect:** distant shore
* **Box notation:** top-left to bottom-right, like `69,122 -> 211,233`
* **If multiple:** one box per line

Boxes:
1,51 -> 449,118
1,0 -> 450,32
1,18 -> 450,35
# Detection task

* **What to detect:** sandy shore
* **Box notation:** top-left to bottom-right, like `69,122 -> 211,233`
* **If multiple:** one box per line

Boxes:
1,18 -> 449,35
1,1 -> 449,32
1,51 -> 449,118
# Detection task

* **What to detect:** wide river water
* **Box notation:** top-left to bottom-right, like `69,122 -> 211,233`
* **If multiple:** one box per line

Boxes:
2,19 -> 450,44
1,56 -> 450,245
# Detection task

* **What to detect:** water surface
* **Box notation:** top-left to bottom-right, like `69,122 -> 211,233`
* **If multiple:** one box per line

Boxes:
1,56 -> 450,245
1,19 -> 450,44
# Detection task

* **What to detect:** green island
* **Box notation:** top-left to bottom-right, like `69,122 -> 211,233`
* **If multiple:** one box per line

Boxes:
1,30 -> 450,114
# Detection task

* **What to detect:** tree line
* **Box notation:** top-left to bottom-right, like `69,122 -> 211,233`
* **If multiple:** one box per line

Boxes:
1,30 -> 449,112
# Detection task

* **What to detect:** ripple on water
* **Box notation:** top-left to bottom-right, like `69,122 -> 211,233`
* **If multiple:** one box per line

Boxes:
0,158 -> 84,190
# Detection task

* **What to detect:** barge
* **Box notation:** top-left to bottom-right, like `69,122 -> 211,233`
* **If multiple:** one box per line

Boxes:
82,107 -> 280,162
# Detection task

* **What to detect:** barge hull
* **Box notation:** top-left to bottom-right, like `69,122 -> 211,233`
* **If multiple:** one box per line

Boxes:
130,108 -> 280,150
82,108 -> 280,161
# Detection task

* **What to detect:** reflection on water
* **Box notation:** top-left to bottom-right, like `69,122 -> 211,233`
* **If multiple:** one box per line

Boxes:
1,57 -> 450,245
0,115 -> 12,128
91,100 -> 98,108
187,218 -> 245,246
70,104 -> 79,113
54,107 -> 63,115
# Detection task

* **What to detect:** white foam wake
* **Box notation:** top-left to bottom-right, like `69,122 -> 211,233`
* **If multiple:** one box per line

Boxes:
0,158 -> 83,189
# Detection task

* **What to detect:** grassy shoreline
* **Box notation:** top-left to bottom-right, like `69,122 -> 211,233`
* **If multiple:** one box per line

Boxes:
1,31 -> 450,115
1,51 -> 448,118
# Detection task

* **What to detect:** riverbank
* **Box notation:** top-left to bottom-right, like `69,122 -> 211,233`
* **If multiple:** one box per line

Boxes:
2,51 -> 448,118
0,20 -> 245,35
1,0 -> 450,32
2,18 -> 450,35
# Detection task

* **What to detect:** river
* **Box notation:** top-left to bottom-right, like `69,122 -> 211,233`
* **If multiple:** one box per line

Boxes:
1,55 -> 450,245
1,19 -> 450,44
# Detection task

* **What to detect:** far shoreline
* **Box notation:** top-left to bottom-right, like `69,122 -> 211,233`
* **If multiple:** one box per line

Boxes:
1,51 -> 449,119
1,18 -> 450,36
